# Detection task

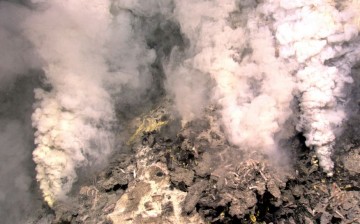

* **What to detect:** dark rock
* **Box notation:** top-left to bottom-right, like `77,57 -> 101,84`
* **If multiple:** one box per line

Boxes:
183,180 -> 208,213
170,167 -> 194,187
267,180 -> 281,198
194,152 -> 214,177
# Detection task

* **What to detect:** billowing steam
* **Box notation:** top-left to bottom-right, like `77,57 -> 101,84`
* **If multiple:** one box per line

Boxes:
168,0 -> 295,153
27,0 -> 156,206
28,0 -> 116,206
0,0 -> 360,222
274,0 -> 360,175
0,0 -> 156,209
167,0 -> 360,176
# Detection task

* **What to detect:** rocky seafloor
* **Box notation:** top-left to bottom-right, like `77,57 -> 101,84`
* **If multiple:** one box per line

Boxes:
30,99 -> 360,224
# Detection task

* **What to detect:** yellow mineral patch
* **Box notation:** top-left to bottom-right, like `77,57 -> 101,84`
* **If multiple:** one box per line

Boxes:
127,118 -> 167,145
250,213 -> 257,223
127,105 -> 169,145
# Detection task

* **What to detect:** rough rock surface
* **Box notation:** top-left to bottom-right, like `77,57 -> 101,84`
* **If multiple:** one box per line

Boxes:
42,101 -> 359,224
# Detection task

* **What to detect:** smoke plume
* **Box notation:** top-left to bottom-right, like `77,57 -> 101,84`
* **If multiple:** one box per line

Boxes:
1,0 -> 157,214
168,0 -> 295,152
27,0 -> 116,206
274,0 -> 360,175
165,0 -> 360,176
27,0 -> 158,206
0,0 -> 360,222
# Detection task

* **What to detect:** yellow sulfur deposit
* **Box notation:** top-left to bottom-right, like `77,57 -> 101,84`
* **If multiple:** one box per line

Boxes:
127,105 -> 169,145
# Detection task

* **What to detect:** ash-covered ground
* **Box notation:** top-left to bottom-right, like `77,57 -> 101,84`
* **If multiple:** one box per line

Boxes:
1,1 -> 360,224
32,98 -> 360,224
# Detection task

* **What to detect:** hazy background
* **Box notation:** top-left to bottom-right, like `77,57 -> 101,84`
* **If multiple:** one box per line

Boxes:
0,0 -> 359,223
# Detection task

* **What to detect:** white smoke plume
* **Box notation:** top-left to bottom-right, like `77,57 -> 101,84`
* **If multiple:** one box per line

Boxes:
24,0 -> 155,206
1,0 -> 360,221
0,0 -> 158,220
168,0 -> 295,152
274,0 -> 360,175
27,1 -> 115,206
166,0 -> 360,175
